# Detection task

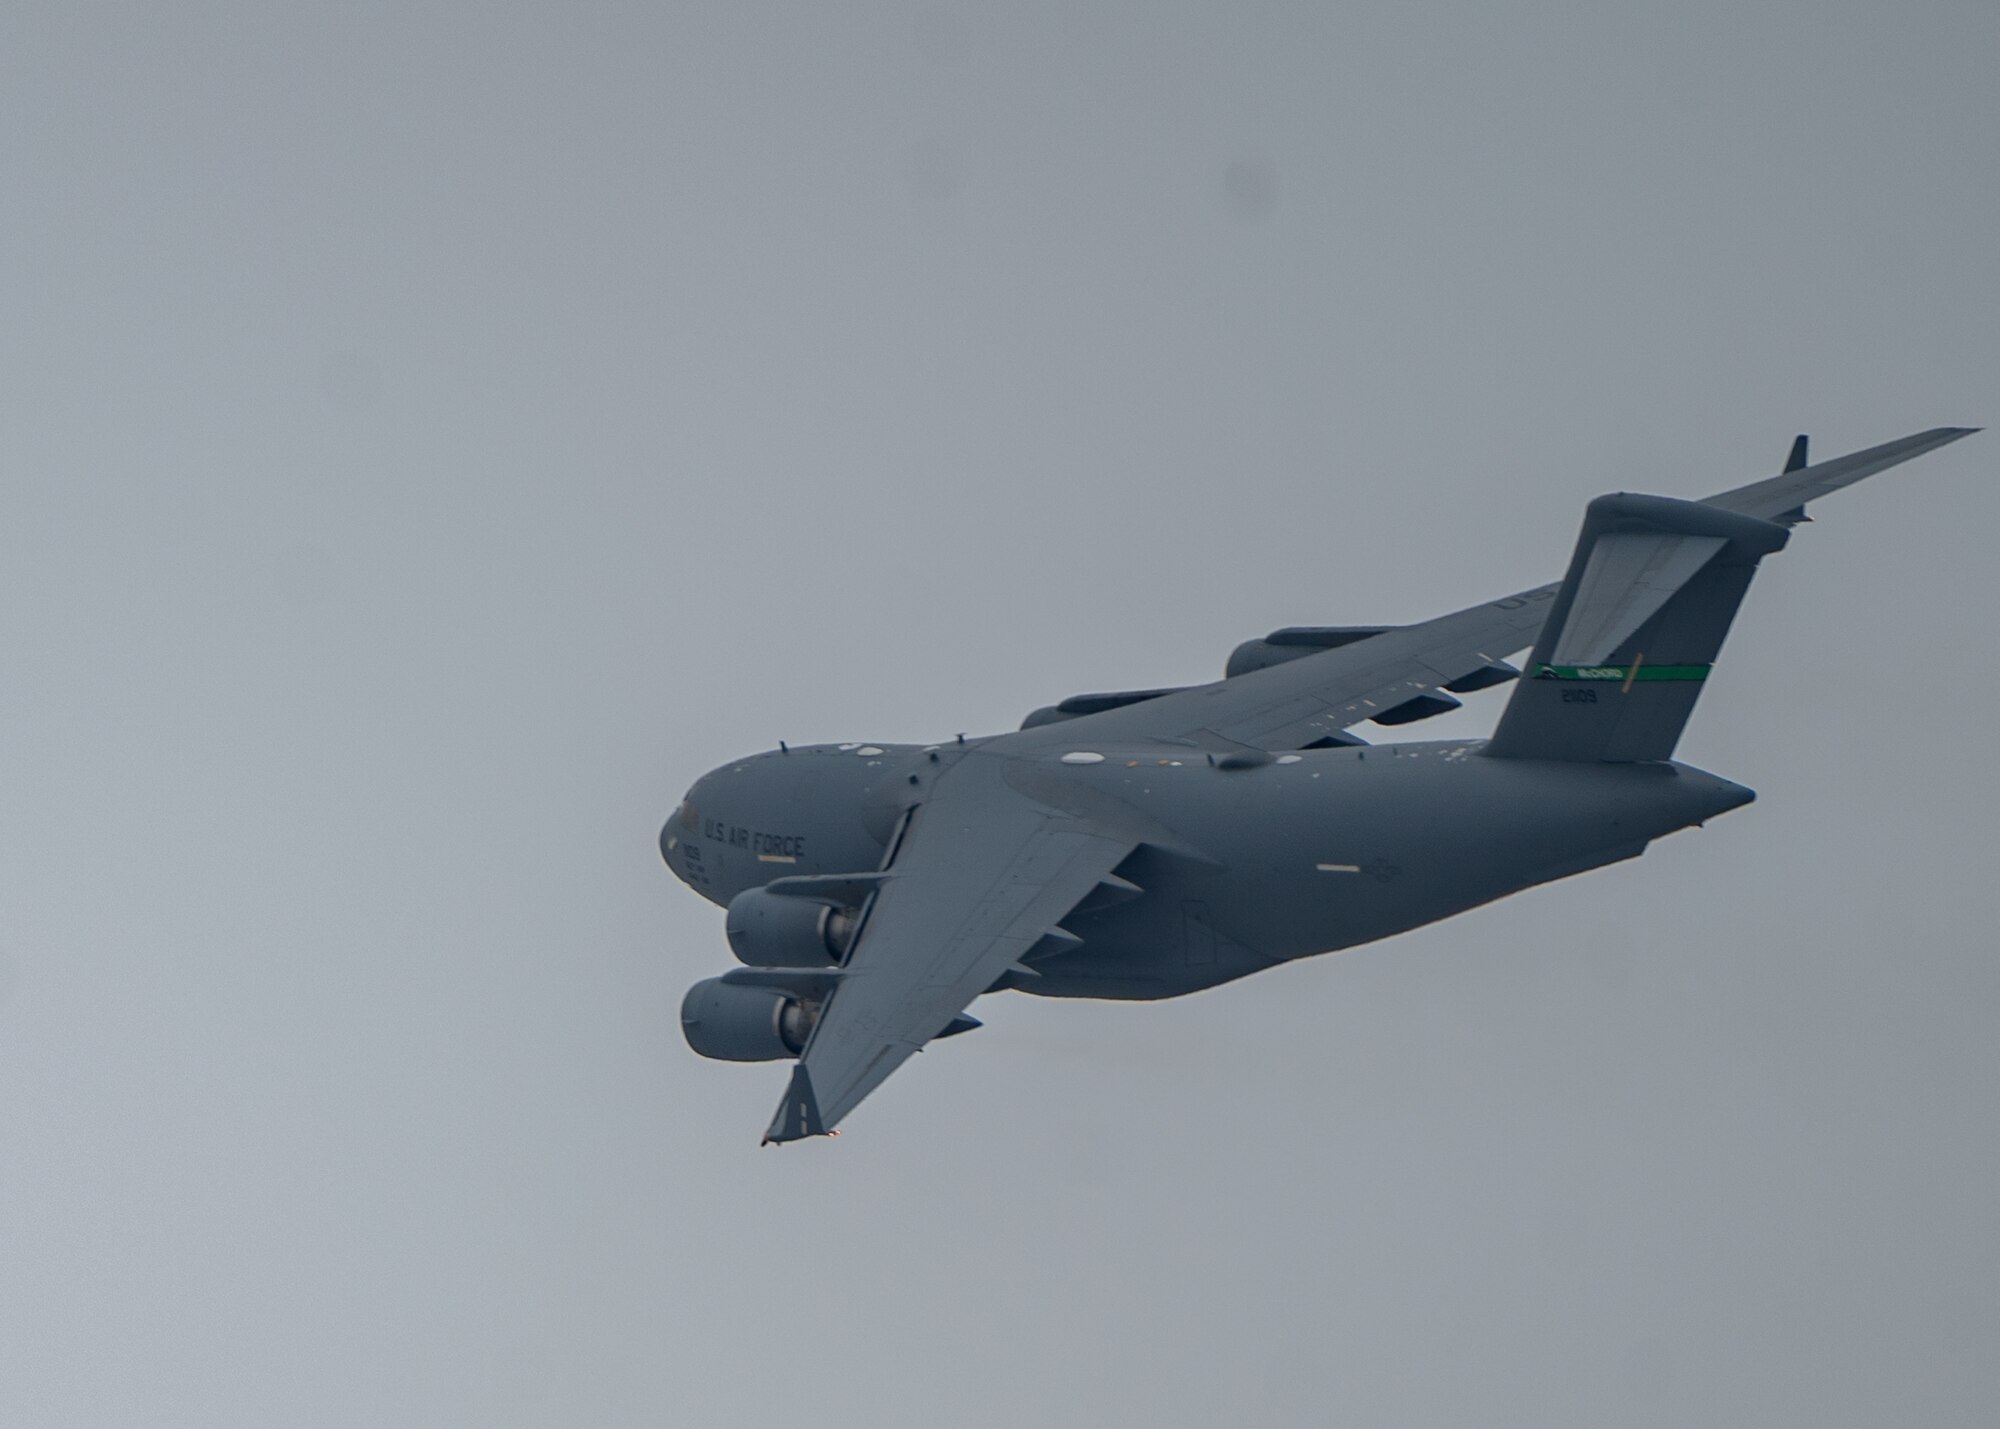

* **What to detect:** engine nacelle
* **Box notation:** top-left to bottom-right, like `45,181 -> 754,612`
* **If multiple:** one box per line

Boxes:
725,887 -> 854,967
1225,626 -> 1394,678
680,977 -> 816,1061
1020,686 -> 1194,730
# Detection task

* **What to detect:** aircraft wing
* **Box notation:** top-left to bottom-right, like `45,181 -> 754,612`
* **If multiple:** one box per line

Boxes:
759,428 -> 1976,1142
764,747 -> 1138,1143
1014,582 -> 1564,752
1008,428 -> 1977,753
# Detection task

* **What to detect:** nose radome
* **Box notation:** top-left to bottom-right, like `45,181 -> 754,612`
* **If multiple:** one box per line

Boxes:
659,797 -> 698,875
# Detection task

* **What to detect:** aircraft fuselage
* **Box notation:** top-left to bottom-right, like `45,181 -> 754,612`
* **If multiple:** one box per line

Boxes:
662,738 -> 1752,999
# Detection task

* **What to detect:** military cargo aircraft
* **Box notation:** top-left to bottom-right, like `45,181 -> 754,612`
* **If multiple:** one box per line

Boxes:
663,428 -> 1977,1143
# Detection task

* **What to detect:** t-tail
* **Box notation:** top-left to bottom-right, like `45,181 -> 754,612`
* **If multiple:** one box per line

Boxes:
1484,427 -> 1979,764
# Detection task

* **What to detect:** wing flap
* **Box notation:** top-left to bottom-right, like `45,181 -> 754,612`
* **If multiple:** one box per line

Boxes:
1027,589 -> 1558,753
1002,429 -> 1975,754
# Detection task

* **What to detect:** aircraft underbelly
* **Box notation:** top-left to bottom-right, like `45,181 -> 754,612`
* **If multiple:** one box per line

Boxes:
1021,742 -> 1750,1000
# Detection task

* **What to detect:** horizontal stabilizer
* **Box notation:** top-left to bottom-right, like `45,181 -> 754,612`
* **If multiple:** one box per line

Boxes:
1706,427 -> 1977,526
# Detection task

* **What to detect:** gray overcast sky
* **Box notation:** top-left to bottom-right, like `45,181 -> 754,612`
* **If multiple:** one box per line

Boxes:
3,3 -> 1996,1425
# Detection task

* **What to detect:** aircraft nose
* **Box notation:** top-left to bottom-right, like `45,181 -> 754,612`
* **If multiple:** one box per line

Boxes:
660,798 -> 697,882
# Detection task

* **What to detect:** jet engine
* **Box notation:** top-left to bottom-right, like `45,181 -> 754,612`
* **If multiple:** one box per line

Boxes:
680,977 -> 817,1061
724,887 -> 855,967
1225,626 -> 1393,677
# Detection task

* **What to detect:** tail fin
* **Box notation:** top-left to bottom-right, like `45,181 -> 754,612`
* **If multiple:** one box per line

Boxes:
1483,494 -> 1789,763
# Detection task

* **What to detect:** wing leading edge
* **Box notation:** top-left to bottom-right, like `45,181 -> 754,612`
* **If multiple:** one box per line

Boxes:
1002,427 -> 1978,755
765,749 -> 1139,1143
748,427 -> 1976,1142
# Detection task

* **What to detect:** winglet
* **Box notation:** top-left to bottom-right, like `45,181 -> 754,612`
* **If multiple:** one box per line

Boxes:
1774,434 -> 1814,521
762,1064 -> 827,1145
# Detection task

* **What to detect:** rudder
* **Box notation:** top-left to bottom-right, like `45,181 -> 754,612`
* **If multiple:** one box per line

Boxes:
1483,493 -> 1790,763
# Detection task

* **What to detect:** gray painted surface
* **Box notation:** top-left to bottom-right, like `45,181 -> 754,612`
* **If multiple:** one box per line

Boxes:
665,431 -> 1967,1140
5,5 -> 1998,1426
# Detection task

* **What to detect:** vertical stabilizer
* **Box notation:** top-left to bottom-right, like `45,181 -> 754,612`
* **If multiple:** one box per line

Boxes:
1483,494 -> 1789,763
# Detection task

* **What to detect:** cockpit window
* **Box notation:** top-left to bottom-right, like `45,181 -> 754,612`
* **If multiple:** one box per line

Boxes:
678,802 -> 699,831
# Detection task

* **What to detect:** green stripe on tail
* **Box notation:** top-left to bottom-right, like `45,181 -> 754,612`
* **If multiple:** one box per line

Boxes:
1532,664 -> 1711,682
